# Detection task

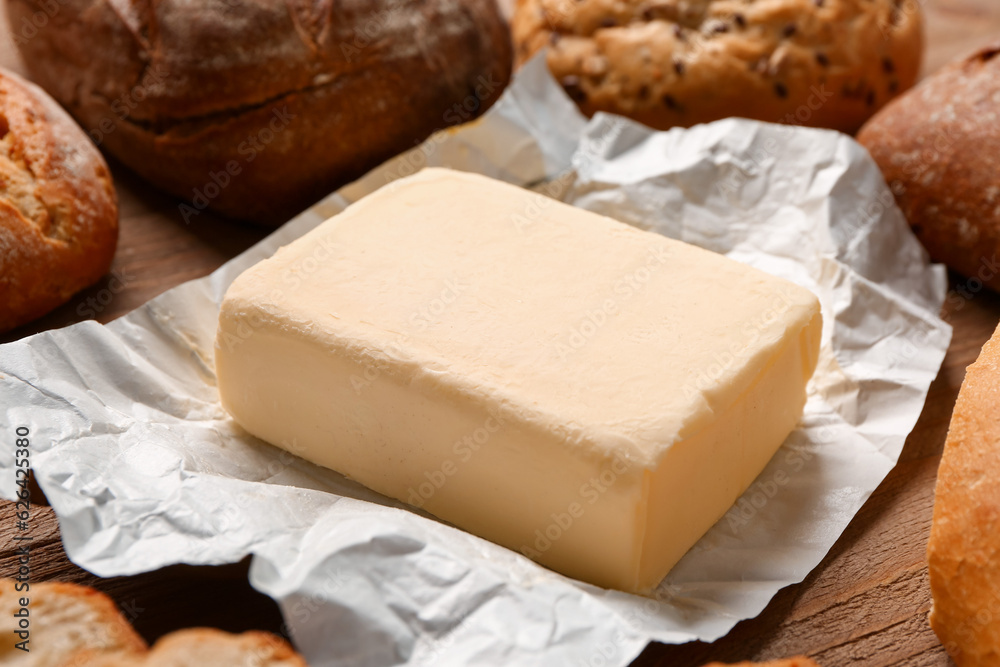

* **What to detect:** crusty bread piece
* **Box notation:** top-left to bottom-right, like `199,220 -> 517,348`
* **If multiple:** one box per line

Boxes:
928,322 -> 1000,665
0,579 -> 306,667
0,67 -> 119,333
858,42 -> 1000,293
7,0 -> 512,225
0,578 -> 145,667
68,629 -> 307,667
701,658 -> 820,667
513,0 -> 922,134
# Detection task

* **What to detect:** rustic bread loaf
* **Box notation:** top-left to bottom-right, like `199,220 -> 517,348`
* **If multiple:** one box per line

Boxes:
512,0 -> 922,133
0,578 -> 306,667
858,42 -> 1000,292
7,0 -> 512,225
927,322 -> 1000,666
0,67 -> 118,334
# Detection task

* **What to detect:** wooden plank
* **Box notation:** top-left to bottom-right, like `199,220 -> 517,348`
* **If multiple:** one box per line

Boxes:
3,0 -> 1000,662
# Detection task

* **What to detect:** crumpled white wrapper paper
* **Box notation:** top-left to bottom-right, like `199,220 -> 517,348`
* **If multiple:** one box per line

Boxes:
0,56 -> 951,666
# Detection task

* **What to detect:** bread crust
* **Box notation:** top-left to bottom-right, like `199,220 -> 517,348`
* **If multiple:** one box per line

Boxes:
927,322 -> 1000,665
7,0 -> 513,225
68,629 -> 308,667
701,659 -> 820,667
0,578 -> 146,664
512,0 -> 922,133
0,68 -> 119,334
858,43 -> 1000,292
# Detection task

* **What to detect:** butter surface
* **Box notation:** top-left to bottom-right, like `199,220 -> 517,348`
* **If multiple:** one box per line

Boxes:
216,168 -> 822,593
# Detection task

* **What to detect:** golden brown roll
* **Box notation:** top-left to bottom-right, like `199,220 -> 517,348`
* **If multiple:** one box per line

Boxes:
0,67 -> 118,334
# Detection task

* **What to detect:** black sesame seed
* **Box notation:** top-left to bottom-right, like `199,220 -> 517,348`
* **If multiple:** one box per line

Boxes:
662,94 -> 679,110
815,52 -> 829,67
712,21 -> 729,33
561,76 -> 587,103
641,7 -> 654,20
734,13 -> 746,27
673,24 -> 686,40
774,82 -> 788,98
882,57 -> 895,73
814,0 -> 824,6
782,23 -> 796,37
638,84 -> 650,100
599,17 -> 617,28
673,58 -> 685,75
888,79 -> 899,93
865,90 -> 875,106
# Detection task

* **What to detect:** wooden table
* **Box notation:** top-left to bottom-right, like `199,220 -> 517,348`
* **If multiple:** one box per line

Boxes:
3,3 -> 1000,665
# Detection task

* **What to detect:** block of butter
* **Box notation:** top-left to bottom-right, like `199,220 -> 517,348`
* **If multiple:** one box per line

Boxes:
216,168 -> 822,594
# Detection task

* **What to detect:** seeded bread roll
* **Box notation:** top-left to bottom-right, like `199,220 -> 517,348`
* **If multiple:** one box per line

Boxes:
857,42 -> 1000,292
927,322 -> 1000,665
7,0 -> 512,225
512,0 -> 923,133
0,67 -> 118,334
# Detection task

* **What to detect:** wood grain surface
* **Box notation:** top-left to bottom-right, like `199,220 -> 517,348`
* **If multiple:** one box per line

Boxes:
3,2 -> 1000,665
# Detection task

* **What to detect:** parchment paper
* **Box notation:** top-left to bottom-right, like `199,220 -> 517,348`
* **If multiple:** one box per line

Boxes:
0,56 -> 951,666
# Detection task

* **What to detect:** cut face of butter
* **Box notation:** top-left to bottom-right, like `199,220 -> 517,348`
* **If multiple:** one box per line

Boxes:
216,168 -> 822,594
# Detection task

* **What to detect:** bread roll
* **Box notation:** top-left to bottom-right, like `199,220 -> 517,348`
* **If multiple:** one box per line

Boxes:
7,0 -> 513,225
858,42 -> 1000,292
928,322 -> 1000,665
0,67 -> 118,334
513,0 -> 923,133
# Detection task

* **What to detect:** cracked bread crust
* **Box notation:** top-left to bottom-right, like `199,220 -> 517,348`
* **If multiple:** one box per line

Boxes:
6,0 -> 513,225
512,0 -> 923,134
0,68 -> 118,334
